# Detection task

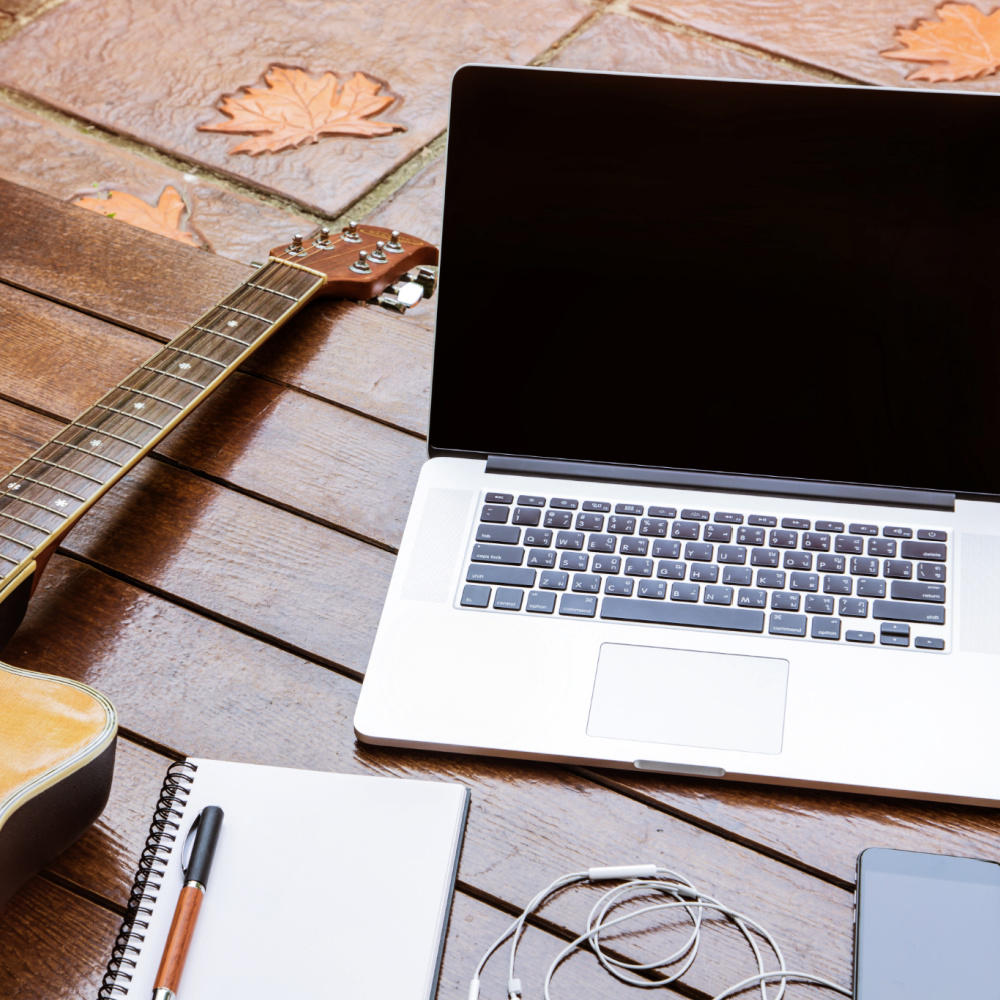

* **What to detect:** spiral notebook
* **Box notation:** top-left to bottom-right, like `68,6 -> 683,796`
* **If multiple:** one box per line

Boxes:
98,757 -> 470,999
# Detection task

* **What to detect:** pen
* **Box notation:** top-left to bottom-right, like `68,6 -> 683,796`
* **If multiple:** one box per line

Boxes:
152,805 -> 224,1000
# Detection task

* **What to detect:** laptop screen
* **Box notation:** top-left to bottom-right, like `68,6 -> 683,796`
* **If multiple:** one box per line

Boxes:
429,66 -> 1000,497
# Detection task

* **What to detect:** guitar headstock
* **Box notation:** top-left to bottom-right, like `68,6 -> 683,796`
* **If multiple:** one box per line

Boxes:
269,222 -> 439,303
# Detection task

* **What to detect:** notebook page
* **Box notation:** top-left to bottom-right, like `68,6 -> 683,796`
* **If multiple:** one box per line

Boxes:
119,758 -> 469,1000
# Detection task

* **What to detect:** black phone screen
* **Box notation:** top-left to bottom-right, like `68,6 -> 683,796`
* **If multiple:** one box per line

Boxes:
854,848 -> 1000,998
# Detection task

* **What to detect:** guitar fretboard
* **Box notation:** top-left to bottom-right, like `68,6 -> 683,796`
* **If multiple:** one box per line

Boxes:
0,260 -> 324,584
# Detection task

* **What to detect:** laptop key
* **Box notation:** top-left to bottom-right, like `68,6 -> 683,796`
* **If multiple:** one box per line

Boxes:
771,591 -> 800,611
816,554 -> 845,573
846,629 -> 876,643
857,578 -> 886,597
917,529 -> 947,542
714,511 -> 744,523
481,504 -> 509,523
625,557 -> 654,577
559,552 -> 588,571
545,510 -> 573,528
604,577 -> 634,596
689,564 -> 719,582
770,529 -> 798,548
527,548 -> 556,568
769,613 -> 807,636
460,584 -> 491,607
572,574 -> 601,593
472,543 -> 524,565
835,535 -> 864,554
539,570 -> 569,590
802,532 -> 831,551
881,632 -> 909,647
672,521 -> 700,539
555,531 -> 585,550
811,617 -> 841,640
781,518 -> 810,530
901,540 -> 946,561
884,560 -> 912,579
816,520 -> 845,533
513,507 -> 541,526
517,495 -> 546,507
917,562 -> 946,582
616,503 -> 643,515
738,588 -> 767,608
737,526 -> 766,546
486,492 -> 514,504
915,636 -> 945,650
868,538 -> 896,557
873,600 -> 945,625
751,548 -> 780,568
805,594 -> 835,614
583,500 -> 611,512
890,581 -> 946,603
705,585 -> 734,605
657,560 -> 686,579
620,537 -> 649,555
881,621 -> 910,635
723,566 -> 753,586
681,508 -> 709,521
850,557 -> 879,576
493,588 -> 523,610
784,551 -> 812,570
685,541 -> 714,561
466,565 -> 535,587
670,582 -> 700,602
789,572 -> 819,591
703,523 -> 732,542
651,538 -> 681,558
823,575 -> 852,595
748,514 -> 777,527
523,527 -> 552,547
639,580 -> 668,599
608,515 -> 636,534
639,518 -> 668,536
587,533 -> 617,553
850,523 -> 878,536
649,506 -> 676,518
576,512 -> 604,532
525,591 -> 556,614
591,555 -> 621,574
550,497 -> 579,509
601,596 -> 765,632
839,598 -> 868,617
476,524 -> 520,544
883,525 -> 912,538
558,593 -> 597,617
718,545 -> 747,564
756,569 -> 786,588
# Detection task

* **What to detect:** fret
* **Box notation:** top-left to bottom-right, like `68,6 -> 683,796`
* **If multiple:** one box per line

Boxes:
245,280 -> 297,301
50,439 -> 126,468
191,325 -> 251,346
70,421 -> 142,449
125,386 -> 185,409
0,551 -> 20,567
34,457 -> 104,485
169,347 -> 225,367
0,529 -> 34,550
2,491 -> 68,517
6,472 -> 87,502
0,508 -> 49,533
93,402 -> 165,430
219,304 -> 271,323
141,365 -> 206,389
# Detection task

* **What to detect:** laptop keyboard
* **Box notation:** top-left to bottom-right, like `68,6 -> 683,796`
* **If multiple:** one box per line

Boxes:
458,492 -> 949,651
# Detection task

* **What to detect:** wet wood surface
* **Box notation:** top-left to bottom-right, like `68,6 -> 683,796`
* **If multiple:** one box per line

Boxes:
1,3 -> 999,996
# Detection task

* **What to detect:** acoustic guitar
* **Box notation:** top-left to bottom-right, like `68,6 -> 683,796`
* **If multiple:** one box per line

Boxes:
0,221 -> 439,911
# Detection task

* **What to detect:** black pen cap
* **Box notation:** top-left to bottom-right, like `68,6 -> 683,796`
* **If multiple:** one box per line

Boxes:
185,806 -> 224,888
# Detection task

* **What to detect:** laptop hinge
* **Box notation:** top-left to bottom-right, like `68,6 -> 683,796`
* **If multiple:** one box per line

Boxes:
485,456 -> 956,512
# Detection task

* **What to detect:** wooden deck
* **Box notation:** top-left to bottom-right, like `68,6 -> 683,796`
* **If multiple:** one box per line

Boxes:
0,1 -> 998,996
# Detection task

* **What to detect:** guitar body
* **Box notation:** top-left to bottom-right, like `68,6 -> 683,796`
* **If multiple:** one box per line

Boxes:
0,662 -> 117,910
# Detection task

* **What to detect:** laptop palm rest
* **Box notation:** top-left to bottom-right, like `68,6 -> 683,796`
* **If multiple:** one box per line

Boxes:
587,643 -> 789,755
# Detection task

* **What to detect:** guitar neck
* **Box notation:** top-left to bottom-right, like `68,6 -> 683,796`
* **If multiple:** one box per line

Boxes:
0,259 -> 326,592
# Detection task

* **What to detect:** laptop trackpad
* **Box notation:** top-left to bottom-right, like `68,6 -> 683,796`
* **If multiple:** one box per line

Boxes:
587,643 -> 788,755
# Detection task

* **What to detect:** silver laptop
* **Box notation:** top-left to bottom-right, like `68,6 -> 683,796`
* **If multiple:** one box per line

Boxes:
355,65 -> 1000,806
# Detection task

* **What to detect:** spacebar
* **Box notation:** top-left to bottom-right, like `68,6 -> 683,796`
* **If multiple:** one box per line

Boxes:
600,597 -> 765,632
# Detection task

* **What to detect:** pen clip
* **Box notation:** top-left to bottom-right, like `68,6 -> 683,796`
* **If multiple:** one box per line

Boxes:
180,812 -> 203,880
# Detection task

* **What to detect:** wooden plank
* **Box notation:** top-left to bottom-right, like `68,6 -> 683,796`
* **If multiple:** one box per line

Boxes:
6,557 -> 854,998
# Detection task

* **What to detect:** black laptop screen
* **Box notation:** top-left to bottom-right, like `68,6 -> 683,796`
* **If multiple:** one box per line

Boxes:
429,66 -> 1000,497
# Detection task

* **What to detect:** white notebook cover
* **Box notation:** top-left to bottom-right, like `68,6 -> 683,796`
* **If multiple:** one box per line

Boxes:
108,758 -> 469,999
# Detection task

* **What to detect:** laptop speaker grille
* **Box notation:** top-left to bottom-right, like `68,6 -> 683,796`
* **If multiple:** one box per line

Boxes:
400,488 -> 474,603
959,533 -> 1000,655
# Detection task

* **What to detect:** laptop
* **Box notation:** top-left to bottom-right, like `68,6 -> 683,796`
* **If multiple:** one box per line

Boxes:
354,65 -> 1000,806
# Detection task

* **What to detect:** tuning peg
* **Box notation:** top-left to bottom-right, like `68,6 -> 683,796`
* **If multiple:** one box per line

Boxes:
372,278 -> 425,313
384,230 -> 404,254
313,226 -> 333,249
287,233 -> 306,256
369,240 -> 388,264
413,266 -> 437,300
349,250 -> 371,274
342,220 -> 363,243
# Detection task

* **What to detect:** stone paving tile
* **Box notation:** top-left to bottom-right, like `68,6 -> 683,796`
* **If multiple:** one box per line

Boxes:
365,154 -> 446,247
0,0 -> 595,217
0,100 -> 313,264
550,11 -> 817,80
631,0 -> 1000,90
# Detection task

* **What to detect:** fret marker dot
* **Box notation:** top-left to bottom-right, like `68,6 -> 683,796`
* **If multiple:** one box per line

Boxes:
54,499 -> 68,508
6,483 -> 18,490
133,402 -> 145,409
178,362 -> 192,370
227,320 -> 238,327
89,439 -> 103,448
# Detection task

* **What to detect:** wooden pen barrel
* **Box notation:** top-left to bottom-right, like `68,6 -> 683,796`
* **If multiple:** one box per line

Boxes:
155,884 -> 204,993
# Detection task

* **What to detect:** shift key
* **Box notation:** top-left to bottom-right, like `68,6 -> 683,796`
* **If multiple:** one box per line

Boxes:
471,543 -> 525,565
873,599 -> 945,625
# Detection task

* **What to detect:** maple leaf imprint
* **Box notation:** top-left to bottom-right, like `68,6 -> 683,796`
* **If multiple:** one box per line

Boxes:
73,186 -> 200,246
882,2 -> 1000,81
198,66 -> 406,155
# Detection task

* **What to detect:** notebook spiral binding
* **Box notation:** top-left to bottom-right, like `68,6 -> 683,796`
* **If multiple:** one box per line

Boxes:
97,760 -> 198,999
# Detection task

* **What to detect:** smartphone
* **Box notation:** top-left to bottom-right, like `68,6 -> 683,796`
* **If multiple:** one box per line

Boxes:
854,847 -> 1000,998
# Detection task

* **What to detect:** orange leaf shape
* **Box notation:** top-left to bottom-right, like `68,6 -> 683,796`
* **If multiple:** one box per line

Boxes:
73,187 -> 199,246
198,66 -> 405,155
882,3 -> 1000,81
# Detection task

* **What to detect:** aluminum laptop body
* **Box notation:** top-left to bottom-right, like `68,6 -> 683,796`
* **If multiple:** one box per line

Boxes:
355,66 -> 1000,805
